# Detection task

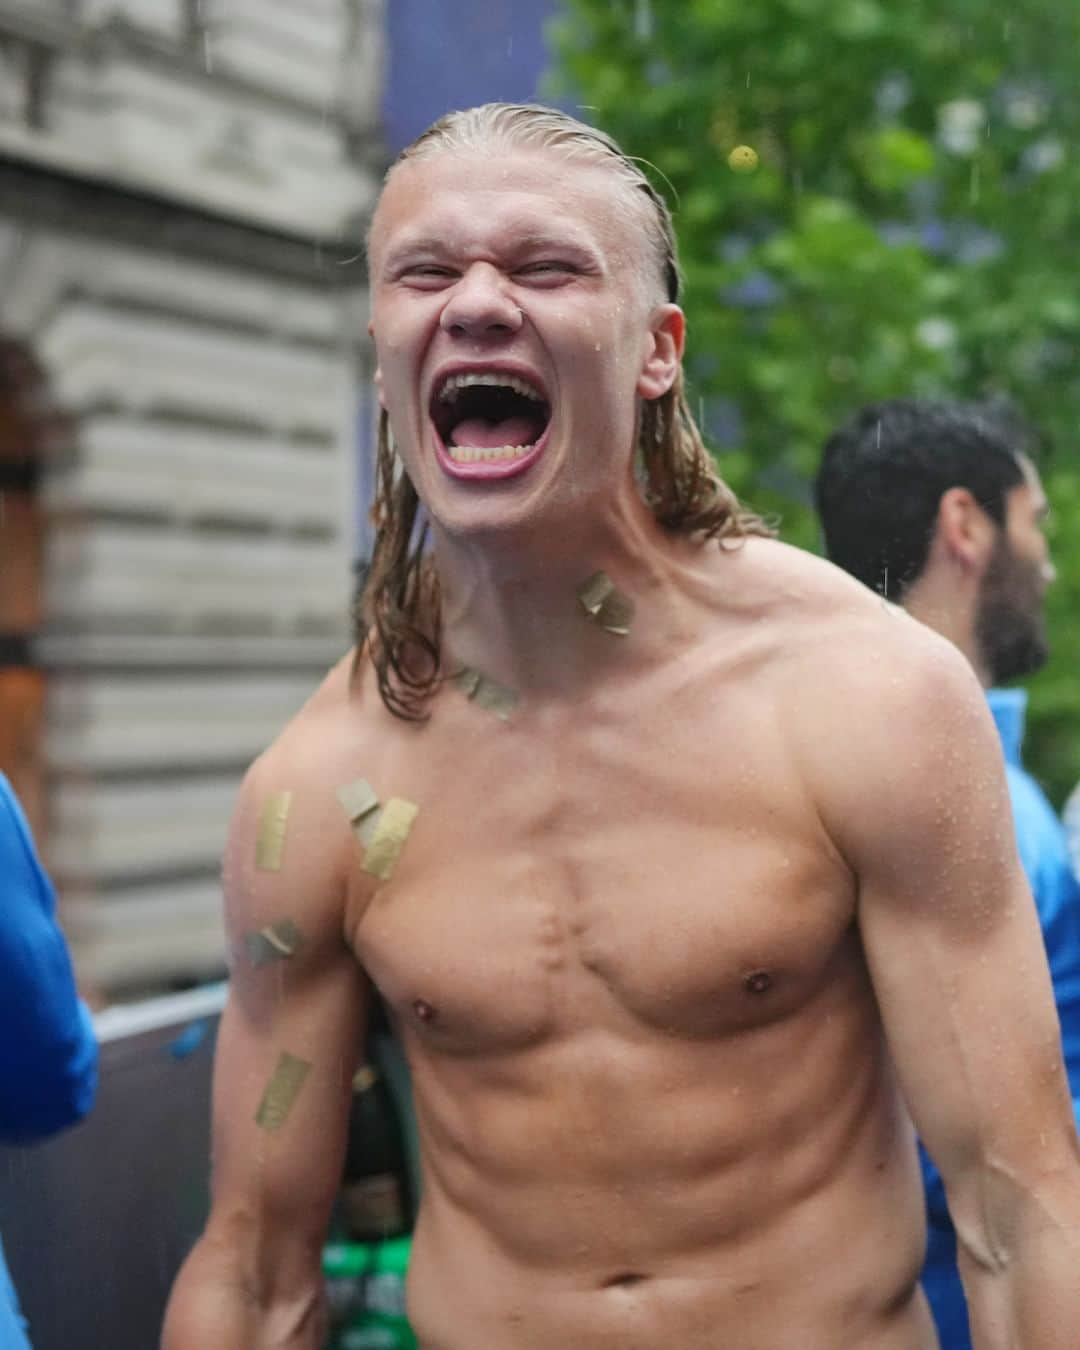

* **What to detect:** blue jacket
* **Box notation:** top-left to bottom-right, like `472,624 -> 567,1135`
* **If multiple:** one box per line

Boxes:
920,689 -> 1080,1349
0,774 -> 98,1349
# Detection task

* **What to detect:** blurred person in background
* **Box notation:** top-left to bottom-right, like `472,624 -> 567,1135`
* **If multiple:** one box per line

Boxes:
1065,783 -> 1080,886
0,771 -> 98,1349
816,396 -> 1079,1350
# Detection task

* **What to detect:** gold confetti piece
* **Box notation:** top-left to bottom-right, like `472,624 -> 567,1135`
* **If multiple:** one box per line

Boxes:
361,797 -> 419,882
255,1051 -> 311,1133
336,778 -> 380,823
336,778 -> 383,848
472,675 -> 519,720
255,791 -> 292,871
452,667 -> 482,699
728,144 -> 759,173
352,1063 -> 378,1092
354,809 -> 384,848
577,571 -> 634,637
597,590 -> 634,635
245,918 -> 305,968
453,665 -> 519,721
577,570 -> 615,617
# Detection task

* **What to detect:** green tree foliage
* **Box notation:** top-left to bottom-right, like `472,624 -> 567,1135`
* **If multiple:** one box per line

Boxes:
549,0 -> 1080,803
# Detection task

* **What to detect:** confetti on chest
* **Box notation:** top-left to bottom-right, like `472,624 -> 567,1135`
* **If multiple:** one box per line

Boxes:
336,777 -> 383,847
361,797 -> 420,881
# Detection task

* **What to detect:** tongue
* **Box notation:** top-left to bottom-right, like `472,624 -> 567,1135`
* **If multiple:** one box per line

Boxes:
450,414 -> 541,449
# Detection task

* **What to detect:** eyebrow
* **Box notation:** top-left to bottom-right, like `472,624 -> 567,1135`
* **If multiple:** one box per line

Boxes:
381,230 -> 602,270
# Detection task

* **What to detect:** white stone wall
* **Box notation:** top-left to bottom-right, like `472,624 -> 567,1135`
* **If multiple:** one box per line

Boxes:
0,0 -> 382,995
0,0 -> 382,234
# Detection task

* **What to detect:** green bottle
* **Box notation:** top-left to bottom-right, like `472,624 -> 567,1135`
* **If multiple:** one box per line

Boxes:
323,1236 -> 416,1350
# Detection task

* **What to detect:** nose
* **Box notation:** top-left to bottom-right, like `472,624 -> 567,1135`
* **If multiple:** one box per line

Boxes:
1042,557 -> 1057,586
439,263 -> 523,340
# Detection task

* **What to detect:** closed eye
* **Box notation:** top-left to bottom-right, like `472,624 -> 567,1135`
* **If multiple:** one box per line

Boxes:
398,264 -> 458,287
515,260 -> 583,285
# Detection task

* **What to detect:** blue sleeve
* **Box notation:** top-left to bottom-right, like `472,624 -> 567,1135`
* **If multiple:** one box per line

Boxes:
0,774 -> 98,1142
1006,766 -> 1080,1092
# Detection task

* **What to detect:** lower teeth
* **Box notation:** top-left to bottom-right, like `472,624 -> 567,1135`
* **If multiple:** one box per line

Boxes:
448,444 -> 534,463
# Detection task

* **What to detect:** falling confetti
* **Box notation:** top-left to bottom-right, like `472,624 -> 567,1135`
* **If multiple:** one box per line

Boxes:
728,145 -> 759,174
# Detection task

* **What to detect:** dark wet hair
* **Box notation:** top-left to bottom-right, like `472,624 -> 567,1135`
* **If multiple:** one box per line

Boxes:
815,398 -> 1030,600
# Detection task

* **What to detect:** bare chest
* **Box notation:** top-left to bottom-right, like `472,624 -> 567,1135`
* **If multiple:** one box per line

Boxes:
351,690 -> 855,1053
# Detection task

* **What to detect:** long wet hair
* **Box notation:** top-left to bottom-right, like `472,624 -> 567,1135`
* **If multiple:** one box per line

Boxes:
356,103 -> 771,719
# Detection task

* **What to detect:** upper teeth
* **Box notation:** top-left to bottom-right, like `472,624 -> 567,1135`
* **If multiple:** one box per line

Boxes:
437,372 -> 543,403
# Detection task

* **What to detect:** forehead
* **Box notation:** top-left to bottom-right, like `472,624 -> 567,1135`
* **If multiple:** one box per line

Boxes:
369,147 -> 650,270
1008,454 -> 1047,513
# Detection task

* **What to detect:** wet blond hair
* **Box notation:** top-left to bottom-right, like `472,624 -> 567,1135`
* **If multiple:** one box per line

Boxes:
357,103 -> 770,719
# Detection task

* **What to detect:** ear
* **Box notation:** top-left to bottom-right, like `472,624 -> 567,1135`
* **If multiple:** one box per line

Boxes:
935,487 -> 997,573
637,304 -> 685,401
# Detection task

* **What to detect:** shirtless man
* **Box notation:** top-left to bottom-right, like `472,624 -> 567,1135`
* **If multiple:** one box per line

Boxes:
163,104 -> 1080,1349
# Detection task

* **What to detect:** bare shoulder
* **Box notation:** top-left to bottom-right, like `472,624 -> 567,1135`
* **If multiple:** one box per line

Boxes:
224,650 -> 390,956
712,537 -> 1003,860
723,542 -> 1009,869
718,535 -> 981,717
245,648 -> 396,795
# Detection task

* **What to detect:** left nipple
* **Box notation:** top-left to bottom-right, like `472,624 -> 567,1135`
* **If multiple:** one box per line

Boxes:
412,997 -> 437,1023
744,970 -> 774,995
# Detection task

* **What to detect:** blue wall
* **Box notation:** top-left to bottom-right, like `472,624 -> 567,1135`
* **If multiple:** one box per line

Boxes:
383,0 -> 557,154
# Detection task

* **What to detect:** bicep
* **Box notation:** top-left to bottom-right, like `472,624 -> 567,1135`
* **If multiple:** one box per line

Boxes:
832,650 -> 1075,1190
210,955 -> 366,1247
861,846 -> 1068,1181
204,764 -> 370,1267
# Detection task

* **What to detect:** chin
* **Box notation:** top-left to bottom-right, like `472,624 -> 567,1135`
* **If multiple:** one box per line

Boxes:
426,484 -> 564,546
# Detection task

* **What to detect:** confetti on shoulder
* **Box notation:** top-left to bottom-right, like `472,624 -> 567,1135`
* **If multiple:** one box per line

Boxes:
336,778 -> 384,846
361,797 -> 420,881
255,791 -> 292,871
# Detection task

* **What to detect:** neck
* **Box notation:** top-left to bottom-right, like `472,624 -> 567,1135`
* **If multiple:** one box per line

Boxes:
432,482 -> 707,699
903,575 -> 991,688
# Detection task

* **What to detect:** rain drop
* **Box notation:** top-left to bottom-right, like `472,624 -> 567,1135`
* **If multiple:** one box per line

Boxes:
634,0 -> 653,42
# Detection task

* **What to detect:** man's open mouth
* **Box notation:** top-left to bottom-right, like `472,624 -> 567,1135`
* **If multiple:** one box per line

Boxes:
430,371 -> 551,468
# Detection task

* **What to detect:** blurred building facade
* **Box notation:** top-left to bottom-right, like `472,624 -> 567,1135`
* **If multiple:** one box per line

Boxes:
0,0 -> 383,997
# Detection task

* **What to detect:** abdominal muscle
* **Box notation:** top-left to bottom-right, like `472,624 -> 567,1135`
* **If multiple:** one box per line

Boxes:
399,995 -> 938,1350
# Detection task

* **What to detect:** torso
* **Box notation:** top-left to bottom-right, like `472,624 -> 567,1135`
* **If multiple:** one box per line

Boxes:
309,540 -> 939,1349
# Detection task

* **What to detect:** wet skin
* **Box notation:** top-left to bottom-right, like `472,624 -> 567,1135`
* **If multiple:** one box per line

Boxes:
164,145 -> 1080,1350
340,548 -> 939,1350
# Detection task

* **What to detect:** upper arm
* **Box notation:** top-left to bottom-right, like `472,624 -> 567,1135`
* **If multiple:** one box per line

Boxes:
809,631 -> 1078,1250
204,749 -> 369,1289
0,774 -> 98,1140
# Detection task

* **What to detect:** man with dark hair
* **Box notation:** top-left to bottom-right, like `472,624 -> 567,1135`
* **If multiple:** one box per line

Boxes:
816,398 -> 1051,684
167,110 -> 1080,1349
817,396 -> 1080,1349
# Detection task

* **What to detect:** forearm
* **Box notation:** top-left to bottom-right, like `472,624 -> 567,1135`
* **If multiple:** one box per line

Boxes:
959,1188 -> 1080,1349
163,1234 -> 327,1350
